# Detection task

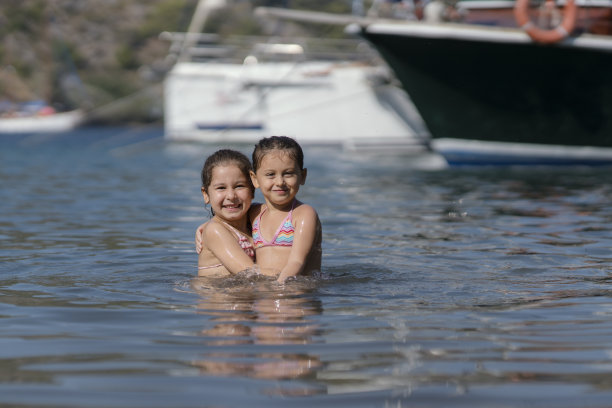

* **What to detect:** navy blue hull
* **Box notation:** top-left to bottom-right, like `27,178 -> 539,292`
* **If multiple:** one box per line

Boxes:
362,25 -> 612,148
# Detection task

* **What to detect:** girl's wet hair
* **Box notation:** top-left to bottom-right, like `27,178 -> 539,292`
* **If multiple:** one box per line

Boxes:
201,149 -> 255,197
252,136 -> 304,172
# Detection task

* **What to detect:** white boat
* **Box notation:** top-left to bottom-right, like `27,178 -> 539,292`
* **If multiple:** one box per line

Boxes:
162,0 -> 430,151
0,109 -> 84,134
164,48 -> 429,150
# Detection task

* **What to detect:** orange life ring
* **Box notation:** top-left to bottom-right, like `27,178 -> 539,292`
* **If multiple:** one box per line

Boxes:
514,0 -> 577,44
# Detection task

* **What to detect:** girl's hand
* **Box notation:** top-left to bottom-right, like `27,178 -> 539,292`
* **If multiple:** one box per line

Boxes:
195,223 -> 206,254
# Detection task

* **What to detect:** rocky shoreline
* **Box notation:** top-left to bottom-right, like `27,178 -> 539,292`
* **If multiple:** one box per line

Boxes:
0,0 -> 352,125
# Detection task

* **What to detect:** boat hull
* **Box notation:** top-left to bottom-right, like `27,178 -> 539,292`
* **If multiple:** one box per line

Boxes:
0,110 -> 83,134
360,23 -> 612,150
433,138 -> 612,166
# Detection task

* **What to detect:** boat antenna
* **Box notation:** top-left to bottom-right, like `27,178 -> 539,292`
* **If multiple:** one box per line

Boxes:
178,0 -> 227,62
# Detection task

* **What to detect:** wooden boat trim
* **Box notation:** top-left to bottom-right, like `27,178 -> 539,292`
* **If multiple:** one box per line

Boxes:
364,21 -> 612,51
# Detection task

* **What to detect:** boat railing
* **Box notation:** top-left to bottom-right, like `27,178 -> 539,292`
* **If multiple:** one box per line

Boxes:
159,31 -> 382,65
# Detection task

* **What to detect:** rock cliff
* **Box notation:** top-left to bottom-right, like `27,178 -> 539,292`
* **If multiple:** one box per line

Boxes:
0,0 -> 352,123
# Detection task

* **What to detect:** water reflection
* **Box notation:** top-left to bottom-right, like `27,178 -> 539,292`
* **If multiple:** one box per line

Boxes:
190,275 -> 324,395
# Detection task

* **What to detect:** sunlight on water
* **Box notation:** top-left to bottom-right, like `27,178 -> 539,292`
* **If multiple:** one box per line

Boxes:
1,128 -> 612,407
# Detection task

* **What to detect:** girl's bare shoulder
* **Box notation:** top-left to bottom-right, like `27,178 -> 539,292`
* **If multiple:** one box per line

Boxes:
202,219 -> 230,239
294,202 -> 319,219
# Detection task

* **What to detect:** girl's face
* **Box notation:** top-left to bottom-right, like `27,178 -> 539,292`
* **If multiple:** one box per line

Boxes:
250,150 -> 306,208
202,164 -> 253,224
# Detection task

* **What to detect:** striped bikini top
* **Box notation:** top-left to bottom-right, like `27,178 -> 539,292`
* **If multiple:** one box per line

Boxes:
252,201 -> 296,249
198,221 -> 255,270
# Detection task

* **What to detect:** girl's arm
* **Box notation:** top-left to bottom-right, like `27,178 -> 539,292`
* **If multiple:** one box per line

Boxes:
203,222 -> 256,274
277,205 -> 320,284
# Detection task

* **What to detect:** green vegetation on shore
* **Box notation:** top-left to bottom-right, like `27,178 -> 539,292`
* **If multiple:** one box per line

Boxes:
0,0 -> 358,124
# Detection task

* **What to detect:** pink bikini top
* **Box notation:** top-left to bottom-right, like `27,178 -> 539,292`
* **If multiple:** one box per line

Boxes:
252,201 -> 296,249
198,221 -> 255,270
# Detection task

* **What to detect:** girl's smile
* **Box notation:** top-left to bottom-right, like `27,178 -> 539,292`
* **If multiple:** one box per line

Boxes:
222,203 -> 243,212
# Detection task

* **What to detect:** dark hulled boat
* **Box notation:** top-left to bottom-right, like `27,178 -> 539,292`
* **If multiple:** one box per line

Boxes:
257,1 -> 612,164
357,0 -> 612,164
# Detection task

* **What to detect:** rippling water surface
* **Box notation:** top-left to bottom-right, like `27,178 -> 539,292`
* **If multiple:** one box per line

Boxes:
2,127 -> 612,407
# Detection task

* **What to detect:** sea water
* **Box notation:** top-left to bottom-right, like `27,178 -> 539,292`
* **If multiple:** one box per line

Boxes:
2,127 -> 612,407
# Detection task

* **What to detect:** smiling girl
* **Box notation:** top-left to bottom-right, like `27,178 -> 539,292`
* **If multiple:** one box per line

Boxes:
249,136 -> 322,284
197,149 -> 258,277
